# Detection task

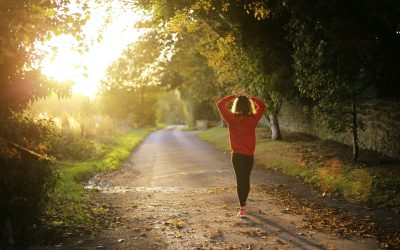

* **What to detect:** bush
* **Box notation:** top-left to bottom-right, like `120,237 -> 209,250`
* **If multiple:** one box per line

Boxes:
0,113 -> 59,249
50,136 -> 103,161
0,148 -> 58,249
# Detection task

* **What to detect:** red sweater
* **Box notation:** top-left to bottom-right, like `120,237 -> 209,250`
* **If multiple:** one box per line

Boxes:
216,95 -> 266,155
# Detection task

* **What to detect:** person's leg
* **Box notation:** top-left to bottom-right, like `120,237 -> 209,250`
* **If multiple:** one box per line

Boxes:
232,153 -> 245,207
232,153 -> 254,208
241,155 -> 254,205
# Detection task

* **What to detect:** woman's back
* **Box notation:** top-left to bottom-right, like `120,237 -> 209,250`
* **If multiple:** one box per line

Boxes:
216,95 -> 266,155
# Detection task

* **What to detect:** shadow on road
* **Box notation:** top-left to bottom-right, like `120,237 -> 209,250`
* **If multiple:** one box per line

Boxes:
249,213 -> 324,250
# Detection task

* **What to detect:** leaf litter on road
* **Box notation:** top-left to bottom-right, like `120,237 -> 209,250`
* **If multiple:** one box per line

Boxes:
210,228 -> 223,239
257,184 -> 400,249
240,228 -> 269,239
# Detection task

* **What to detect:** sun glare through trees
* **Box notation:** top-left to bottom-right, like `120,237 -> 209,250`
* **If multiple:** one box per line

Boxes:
38,1 -> 146,98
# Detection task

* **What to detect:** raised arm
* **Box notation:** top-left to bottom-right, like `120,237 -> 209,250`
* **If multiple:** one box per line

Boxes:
216,95 -> 236,124
251,97 -> 266,122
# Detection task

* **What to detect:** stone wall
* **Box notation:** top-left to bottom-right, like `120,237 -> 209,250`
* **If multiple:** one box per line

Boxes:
278,98 -> 400,159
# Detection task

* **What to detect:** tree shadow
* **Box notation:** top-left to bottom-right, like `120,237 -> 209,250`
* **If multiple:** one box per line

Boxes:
244,213 -> 325,250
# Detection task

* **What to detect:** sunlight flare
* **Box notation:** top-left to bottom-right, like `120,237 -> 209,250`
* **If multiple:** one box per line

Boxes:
38,1 -> 147,98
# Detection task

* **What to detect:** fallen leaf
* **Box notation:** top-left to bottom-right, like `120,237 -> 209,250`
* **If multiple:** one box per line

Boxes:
210,228 -> 223,239
171,220 -> 185,229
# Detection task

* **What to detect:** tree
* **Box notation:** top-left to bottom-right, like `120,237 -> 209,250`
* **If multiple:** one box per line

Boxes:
0,0 -> 90,151
133,0 -> 297,139
0,1 -> 89,246
198,28 -> 294,139
100,33 -> 163,127
199,0 -> 296,139
157,91 -> 187,125
286,0 -> 400,160
0,0 -> 88,115
158,36 -> 220,126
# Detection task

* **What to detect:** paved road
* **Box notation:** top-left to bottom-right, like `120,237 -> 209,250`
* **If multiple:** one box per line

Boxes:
56,125 -> 378,249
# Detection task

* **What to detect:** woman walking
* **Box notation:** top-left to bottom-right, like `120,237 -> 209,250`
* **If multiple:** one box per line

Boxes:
216,94 -> 266,218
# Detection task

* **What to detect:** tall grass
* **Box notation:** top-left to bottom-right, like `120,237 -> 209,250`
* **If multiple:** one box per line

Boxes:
45,127 -> 156,228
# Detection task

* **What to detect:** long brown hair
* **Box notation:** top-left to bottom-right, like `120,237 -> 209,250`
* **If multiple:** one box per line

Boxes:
231,95 -> 255,116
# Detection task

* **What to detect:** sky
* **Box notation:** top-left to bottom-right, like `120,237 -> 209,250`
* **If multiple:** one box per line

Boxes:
39,1 -> 147,98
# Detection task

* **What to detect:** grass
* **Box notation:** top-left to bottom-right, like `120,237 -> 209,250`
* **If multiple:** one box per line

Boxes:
45,127 -> 155,228
198,126 -> 400,212
197,126 -> 230,150
198,126 -> 314,182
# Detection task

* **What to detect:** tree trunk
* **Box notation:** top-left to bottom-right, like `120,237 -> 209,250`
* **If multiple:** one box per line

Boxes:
220,116 -> 226,127
268,111 -> 282,140
217,89 -> 226,128
351,98 -> 359,161
140,88 -> 144,111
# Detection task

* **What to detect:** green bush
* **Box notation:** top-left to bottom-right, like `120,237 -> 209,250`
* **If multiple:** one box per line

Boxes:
0,150 -> 58,249
50,136 -> 103,161
0,113 -> 59,249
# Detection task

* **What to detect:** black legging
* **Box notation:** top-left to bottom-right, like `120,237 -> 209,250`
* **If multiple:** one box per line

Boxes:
231,153 -> 254,207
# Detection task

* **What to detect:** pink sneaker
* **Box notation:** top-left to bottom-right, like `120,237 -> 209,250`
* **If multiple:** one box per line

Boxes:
237,209 -> 248,218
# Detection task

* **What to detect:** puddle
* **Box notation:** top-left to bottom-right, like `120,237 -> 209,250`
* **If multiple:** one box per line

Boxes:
86,178 -> 237,194
85,184 -> 211,194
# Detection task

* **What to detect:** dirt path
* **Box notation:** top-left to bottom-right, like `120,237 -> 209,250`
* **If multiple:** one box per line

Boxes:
53,125 -> 378,249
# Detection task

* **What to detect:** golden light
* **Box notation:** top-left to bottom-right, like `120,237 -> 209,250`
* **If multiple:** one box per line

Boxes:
40,35 -> 81,83
38,1 -> 146,98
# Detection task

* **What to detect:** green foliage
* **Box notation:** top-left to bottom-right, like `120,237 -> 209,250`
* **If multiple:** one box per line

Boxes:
51,137 -> 103,161
197,1 -> 295,112
157,91 -> 187,124
132,0 -> 297,138
45,128 -> 154,230
100,34 -> 162,127
0,112 -> 56,149
159,36 -> 220,125
0,3 -> 89,245
197,125 -> 230,151
132,0 -> 399,144
99,86 -> 159,127
287,0 -> 400,98
164,38 -> 219,99
0,0 -> 89,115
285,0 -> 400,159
288,2 -> 364,133
31,93 -> 151,162
0,150 -> 58,248
369,168 -> 400,211
0,112 -> 59,248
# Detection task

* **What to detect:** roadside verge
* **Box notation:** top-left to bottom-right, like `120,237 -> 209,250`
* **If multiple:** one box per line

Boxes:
36,127 -> 157,245
197,126 -> 400,248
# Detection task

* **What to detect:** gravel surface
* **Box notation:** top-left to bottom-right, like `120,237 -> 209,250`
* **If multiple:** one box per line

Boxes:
35,125 -> 379,249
